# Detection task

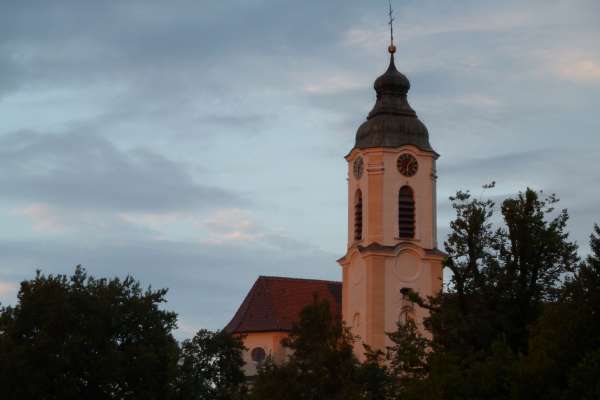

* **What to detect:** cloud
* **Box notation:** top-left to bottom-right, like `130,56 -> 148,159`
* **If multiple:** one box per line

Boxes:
0,281 -> 18,298
303,75 -> 365,95
342,9 -> 533,51
0,280 -> 18,307
199,208 -> 315,250
438,148 -> 600,203
202,208 -> 263,244
197,114 -> 269,130
441,150 -> 546,177
116,208 -> 268,244
0,130 -> 240,213
0,52 -> 22,98
10,202 -> 160,243
13,203 -> 67,233
118,212 -> 190,232
454,94 -> 501,108
0,233 -> 339,337
0,0 -> 599,337
555,58 -> 600,84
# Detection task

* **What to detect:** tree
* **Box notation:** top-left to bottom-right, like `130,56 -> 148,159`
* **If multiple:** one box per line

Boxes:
386,319 -> 429,387
354,353 -> 397,400
436,188 -> 578,354
0,266 -> 178,400
174,329 -> 247,400
513,224 -> 600,400
562,224 -> 600,399
251,297 -> 376,400
498,190 -> 578,350
386,187 -> 580,399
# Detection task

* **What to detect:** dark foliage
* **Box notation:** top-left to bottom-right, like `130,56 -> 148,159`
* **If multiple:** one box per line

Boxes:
437,188 -> 578,356
174,329 -> 247,400
0,266 -> 178,400
512,224 -> 600,400
385,187 -> 600,400
250,296 -> 391,400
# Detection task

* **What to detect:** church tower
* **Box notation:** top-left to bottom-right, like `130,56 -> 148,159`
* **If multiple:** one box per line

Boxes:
337,43 -> 444,356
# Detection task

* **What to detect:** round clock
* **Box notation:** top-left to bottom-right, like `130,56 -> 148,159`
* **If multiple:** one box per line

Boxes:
353,157 -> 364,179
397,154 -> 418,177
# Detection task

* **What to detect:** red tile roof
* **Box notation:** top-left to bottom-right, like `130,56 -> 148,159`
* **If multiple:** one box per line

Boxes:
224,276 -> 342,334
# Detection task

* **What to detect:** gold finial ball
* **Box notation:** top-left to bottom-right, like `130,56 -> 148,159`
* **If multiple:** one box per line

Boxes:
388,44 -> 396,54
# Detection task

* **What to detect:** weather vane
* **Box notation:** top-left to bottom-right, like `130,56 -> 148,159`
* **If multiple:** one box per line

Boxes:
388,0 -> 396,54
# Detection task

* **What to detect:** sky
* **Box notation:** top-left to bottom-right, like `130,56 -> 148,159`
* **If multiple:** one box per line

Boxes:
1,0 -> 599,338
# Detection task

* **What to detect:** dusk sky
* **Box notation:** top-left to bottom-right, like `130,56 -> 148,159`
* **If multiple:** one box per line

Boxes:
1,0 -> 599,338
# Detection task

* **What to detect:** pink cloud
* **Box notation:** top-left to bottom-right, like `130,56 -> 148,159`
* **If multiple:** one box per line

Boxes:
202,208 -> 264,244
556,59 -> 600,84
14,203 -> 67,233
0,281 -> 18,300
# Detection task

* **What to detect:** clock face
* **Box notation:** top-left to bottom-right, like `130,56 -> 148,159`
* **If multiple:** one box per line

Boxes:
353,157 -> 364,179
397,154 -> 418,177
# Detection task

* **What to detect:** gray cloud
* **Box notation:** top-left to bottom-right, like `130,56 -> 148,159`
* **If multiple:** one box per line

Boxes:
440,150 -> 549,178
0,130 -> 239,212
0,1 -> 372,98
0,0 -> 599,337
0,50 -> 22,97
0,232 -> 338,338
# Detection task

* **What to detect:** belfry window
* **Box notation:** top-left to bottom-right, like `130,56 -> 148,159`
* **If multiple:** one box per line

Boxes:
354,190 -> 363,241
398,186 -> 415,238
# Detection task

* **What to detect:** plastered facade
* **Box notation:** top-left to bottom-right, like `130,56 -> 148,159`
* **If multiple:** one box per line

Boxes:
338,145 -> 444,358
239,332 -> 291,376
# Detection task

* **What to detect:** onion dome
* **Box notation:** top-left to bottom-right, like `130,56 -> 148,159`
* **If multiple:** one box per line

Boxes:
354,48 -> 436,154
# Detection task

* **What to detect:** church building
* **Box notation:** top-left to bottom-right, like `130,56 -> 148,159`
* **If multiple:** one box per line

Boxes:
224,41 -> 444,373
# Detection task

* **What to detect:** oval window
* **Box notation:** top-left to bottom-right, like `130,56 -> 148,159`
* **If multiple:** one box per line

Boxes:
251,347 -> 266,363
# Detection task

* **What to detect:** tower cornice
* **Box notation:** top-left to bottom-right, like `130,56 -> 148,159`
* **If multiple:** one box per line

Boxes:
337,242 -> 446,266
345,145 -> 439,162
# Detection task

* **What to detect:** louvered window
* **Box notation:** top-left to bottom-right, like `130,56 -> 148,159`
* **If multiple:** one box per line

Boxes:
398,186 -> 415,238
354,190 -> 363,241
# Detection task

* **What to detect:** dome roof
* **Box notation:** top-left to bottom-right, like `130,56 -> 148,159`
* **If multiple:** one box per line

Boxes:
354,53 -> 436,154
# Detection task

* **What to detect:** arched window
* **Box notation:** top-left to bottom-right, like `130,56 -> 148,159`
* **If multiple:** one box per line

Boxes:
398,186 -> 415,238
399,292 -> 415,326
353,312 -> 361,329
354,190 -> 363,241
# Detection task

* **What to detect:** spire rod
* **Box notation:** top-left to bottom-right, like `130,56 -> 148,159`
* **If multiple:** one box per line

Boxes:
388,0 -> 396,54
